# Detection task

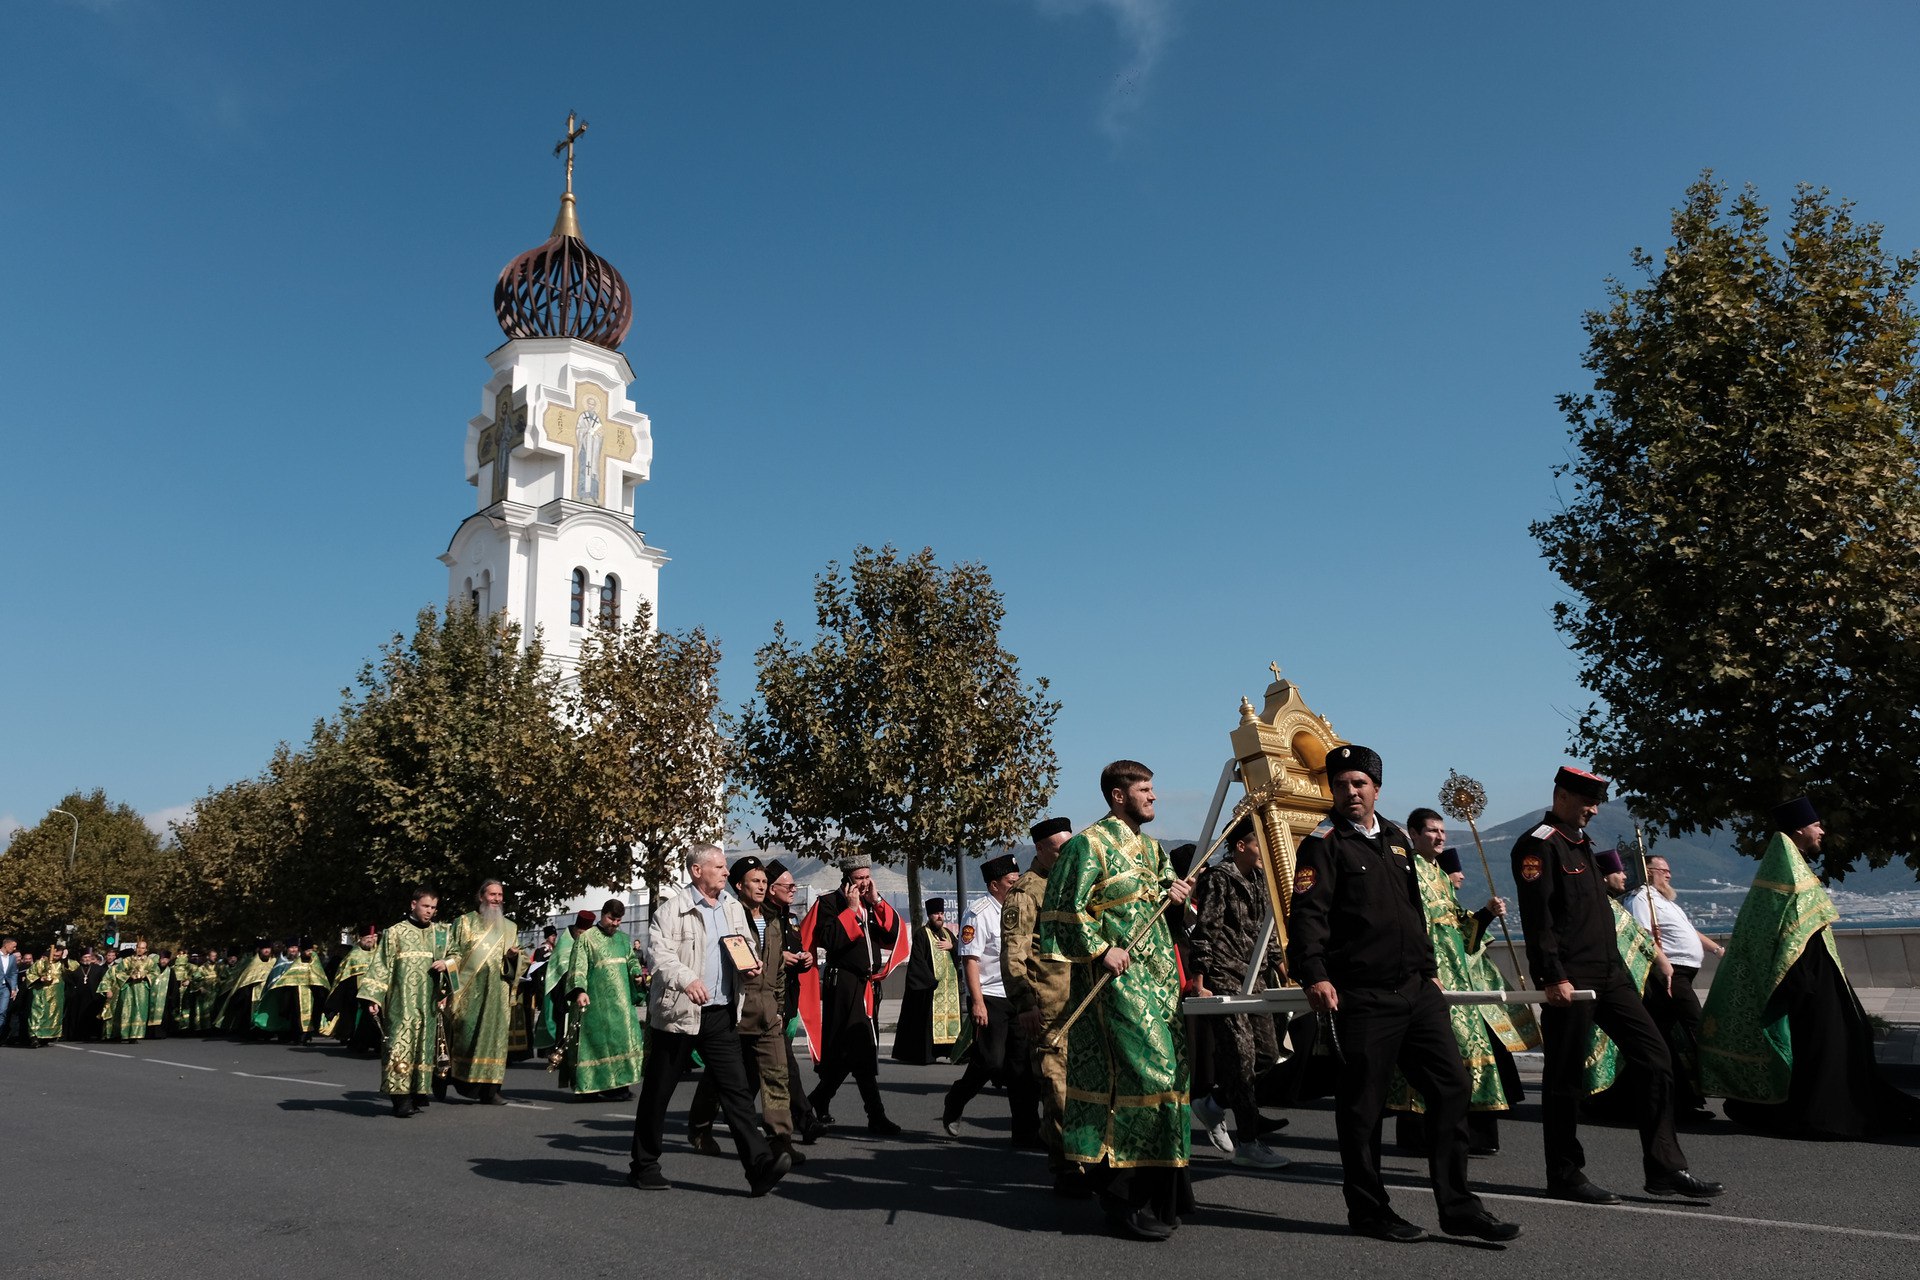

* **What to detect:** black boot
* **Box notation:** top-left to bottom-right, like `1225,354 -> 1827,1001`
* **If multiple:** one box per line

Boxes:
391,1096 -> 417,1118
478,1083 -> 507,1106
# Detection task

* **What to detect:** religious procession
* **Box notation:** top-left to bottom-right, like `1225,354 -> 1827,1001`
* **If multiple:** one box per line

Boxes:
10,736 -> 1914,1246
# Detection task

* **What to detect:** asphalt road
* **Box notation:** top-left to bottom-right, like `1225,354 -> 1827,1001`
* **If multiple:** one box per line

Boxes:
7,1035 -> 1918,1279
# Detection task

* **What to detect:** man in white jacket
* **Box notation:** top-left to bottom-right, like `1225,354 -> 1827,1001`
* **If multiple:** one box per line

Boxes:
627,845 -> 792,1196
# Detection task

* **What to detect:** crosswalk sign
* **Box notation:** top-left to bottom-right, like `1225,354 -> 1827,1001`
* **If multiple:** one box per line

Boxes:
103,894 -> 130,916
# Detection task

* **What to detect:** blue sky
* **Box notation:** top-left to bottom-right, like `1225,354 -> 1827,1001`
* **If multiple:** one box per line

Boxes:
5,1 -> 1919,852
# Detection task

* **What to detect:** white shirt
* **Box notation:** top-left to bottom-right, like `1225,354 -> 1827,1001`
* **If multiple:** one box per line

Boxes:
958,894 -> 1007,999
1628,889 -> 1704,969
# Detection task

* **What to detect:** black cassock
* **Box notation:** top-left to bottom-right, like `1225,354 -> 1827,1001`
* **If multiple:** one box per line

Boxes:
1723,928 -> 1920,1139
891,924 -> 956,1065
807,890 -> 901,1123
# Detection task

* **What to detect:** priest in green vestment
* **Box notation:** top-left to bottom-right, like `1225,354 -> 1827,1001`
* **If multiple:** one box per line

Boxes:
186,952 -> 222,1034
262,940 -> 330,1043
148,951 -> 174,1038
1583,853 -> 1664,1097
361,888 -> 452,1117
99,941 -> 157,1042
1037,761 -> 1193,1242
445,880 -> 522,1103
1700,798 -> 1920,1138
26,942 -> 78,1045
563,900 -> 645,1099
215,942 -> 279,1037
322,925 -> 382,1050
1390,815 -> 1539,1156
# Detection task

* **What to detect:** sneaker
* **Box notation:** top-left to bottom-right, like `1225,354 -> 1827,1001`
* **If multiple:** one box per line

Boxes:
1191,1093 -> 1234,1155
1231,1139 -> 1290,1170
625,1168 -> 670,1191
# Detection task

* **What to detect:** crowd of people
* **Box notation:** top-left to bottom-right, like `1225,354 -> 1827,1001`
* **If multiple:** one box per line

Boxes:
4,757 -> 1915,1244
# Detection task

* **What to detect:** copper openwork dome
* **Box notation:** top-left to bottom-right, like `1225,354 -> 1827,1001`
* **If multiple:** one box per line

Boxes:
493,192 -> 633,350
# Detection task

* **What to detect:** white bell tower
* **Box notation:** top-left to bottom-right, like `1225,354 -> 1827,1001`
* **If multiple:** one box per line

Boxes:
440,114 -> 666,672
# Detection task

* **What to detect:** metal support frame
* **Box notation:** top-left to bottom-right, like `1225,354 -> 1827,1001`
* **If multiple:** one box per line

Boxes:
1183,987 -> 1595,1017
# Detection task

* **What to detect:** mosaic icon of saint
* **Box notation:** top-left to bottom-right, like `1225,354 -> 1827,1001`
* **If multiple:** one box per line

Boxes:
575,393 -> 604,504
492,402 -> 526,505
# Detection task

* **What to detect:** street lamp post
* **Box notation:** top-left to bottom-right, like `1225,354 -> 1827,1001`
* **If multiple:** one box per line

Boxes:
51,808 -> 80,871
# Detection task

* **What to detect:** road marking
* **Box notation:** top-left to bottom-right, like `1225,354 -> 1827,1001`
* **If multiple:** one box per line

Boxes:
144,1058 -> 217,1071
1474,1190 -> 1920,1244
54,1043 -> 84,1052
603,1112 -> 635,1120
504,1102 -> 551,1111
232,1071 -> 334,1087
89,1049 -> 135,1059
1265,1169 -> 1920,1244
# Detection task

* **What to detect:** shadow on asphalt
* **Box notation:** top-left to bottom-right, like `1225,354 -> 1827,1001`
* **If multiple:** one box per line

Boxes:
539,1128 -> 632,1157
468,1157 -> 626,1187
278,1093 -> 389,1117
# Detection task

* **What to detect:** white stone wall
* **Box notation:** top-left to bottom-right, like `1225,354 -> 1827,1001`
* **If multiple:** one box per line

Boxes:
440,336 -> 667,667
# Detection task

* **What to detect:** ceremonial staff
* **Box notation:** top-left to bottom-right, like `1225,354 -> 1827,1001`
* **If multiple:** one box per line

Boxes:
1633,824 -> 1662,951
1438,770 -> 1527,986
1047,784 -> 1277,1049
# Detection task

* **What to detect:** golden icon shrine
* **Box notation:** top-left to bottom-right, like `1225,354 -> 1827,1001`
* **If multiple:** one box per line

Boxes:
1228,670 -> 1346,960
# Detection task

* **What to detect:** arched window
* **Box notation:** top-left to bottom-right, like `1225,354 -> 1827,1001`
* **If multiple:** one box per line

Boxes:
465,577 -> 476,613
598,573 -> 620,628
570,568 -> 587,626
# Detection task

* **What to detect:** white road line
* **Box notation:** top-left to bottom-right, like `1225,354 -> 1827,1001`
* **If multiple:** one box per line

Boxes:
54,1043 -> 84,1052
144,1058 -> 217,1072
1473,1190 -> 1920,1244
89,1049 -> 135,1059
603,1112 -> 635,1120
232,1071 -> 334,1087
504,1102 -> 552,1111
1265,1169 -> 1920,1244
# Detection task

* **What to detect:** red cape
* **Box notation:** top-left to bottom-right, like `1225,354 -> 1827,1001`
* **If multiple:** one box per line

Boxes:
797,895 -> 911,1062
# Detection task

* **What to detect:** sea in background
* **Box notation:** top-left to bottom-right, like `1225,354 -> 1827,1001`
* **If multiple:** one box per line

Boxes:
789,801 -> 1920,932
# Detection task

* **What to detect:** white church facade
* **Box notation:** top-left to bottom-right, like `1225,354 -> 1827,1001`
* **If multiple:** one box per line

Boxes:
440,336 -> 666,674
440,119 -> 682,935
439,121 -> 665,675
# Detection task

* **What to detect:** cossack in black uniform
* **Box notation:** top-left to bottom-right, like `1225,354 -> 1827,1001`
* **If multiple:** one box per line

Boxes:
1509,765 -> 1721,1203
1287,743 -> 1514,1244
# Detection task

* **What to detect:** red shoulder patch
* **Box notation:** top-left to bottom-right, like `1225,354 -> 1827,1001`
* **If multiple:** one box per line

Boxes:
1293,867 -> 1316,894
1520,854 -> 1544,882
960,925 -> 976,944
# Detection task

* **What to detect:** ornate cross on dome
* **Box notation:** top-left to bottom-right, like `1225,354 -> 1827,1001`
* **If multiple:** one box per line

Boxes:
553,111 -> 589,196
1269,661 -> 1284,684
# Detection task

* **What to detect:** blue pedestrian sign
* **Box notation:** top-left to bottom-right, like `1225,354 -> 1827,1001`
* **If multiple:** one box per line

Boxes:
103,894 -> 131,917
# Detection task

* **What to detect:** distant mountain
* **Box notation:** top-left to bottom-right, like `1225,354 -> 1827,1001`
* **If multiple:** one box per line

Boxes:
1435,802 -> 1919,931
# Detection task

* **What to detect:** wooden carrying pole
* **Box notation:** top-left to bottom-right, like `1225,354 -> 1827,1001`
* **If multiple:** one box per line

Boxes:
1046,786 -> 1273,1049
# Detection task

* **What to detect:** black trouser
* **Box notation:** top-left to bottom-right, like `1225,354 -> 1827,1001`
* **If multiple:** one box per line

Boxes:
1643,964 -> 1705,1109
1331,976 -> 1482,1224
630,1005 -> 775,1184
1541,974 -> 1685,1187
810,1056 -> 887,1120
942,994 -> 1039,1136
786,1037 -> 818,1130
810,975 -> 888,1120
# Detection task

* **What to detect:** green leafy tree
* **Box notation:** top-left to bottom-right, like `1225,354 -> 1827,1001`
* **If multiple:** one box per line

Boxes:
566,602 -> 732,896
738,545 -> 1061,920
1534,174 -> 1920,877
333,604 -> 586,920
158,740 -> 353,946
0,790 -> 167,948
